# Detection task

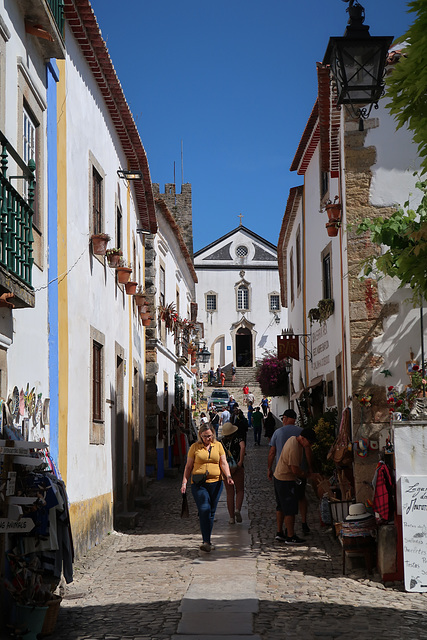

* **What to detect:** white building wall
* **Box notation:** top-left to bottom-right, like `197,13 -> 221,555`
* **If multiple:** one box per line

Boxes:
195,228 -> 284,373
63,26 -> 146,506
154,209 -> 197,463
1,2 -> 50,440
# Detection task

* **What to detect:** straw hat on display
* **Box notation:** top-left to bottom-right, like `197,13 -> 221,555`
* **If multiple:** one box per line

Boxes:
345,503 -> 372,521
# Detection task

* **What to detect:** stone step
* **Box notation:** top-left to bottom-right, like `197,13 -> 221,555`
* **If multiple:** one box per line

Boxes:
114,511 -> 139,530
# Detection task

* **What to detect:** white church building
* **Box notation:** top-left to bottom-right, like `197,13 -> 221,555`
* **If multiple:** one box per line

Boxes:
194,224 -> 285,373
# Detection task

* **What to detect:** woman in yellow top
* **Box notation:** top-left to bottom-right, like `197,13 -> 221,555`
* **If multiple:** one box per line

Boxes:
181,423 -> 234,552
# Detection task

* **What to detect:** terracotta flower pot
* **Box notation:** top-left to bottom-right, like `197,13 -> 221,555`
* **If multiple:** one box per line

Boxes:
140,311 -> 151,320
116,266 -> 132,284
326,221 -> 339,237
325,203 -> 342,223
134,294 -> 146,306
125,281 -> 138,295
142,316 -> 152,327
107,252 -> 122,268
138,304 -> 148,313
91,234 -> 110,255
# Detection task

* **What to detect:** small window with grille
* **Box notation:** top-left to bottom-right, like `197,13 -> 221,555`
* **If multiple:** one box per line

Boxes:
206,293 -> 217,311
270,294 -> 280,312
236,245 -> 248,257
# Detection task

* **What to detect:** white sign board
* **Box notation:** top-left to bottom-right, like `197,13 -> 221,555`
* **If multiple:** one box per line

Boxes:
401,475 -> 427,592
0,518 -> 35,533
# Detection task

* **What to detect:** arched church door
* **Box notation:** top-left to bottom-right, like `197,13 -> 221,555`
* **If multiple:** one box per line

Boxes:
236,328 -> 252,367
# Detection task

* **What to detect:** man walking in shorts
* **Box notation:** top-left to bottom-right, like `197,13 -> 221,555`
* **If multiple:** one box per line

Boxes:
273,428 -> 318,545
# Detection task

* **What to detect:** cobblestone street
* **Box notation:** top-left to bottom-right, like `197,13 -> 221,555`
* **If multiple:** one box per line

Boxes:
46,440 -> 427,640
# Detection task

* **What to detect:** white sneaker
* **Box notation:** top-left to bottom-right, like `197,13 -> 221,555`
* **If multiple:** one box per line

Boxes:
229,517 -> 235,524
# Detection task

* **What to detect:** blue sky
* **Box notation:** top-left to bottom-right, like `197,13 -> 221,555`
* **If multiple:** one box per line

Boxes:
89,0 -> 414,252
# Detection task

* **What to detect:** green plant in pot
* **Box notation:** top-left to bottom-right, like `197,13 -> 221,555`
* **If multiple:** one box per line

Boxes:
308,299 -> 334,326
106,247 -> 122,267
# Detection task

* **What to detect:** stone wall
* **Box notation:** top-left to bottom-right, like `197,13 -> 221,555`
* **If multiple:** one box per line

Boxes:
344,115 -> 397,502
152,183 -> 194,260
144,237 -> 159,468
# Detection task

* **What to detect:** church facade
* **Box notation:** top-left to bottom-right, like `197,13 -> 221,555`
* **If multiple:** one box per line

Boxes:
194,225 -> 285,373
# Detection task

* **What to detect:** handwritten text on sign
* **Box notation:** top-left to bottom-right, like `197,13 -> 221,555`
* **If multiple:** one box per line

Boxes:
401,476 -> 427,592
0,518 -> 35,533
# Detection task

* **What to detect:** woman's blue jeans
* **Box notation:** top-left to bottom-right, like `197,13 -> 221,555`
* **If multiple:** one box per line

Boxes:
191,480 -> 223,544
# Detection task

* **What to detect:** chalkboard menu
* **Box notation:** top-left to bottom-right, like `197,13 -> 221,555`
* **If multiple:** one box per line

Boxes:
401,475 -> 427,592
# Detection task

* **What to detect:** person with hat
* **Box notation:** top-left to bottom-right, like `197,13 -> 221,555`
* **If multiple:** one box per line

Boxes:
268,409 -> 313,540
273,428 -> 319,544
220,422 -> 246,524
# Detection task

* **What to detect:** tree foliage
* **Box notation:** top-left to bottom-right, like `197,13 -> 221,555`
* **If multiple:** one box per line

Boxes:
386,1 -> 427,174
356,179 -> 427,304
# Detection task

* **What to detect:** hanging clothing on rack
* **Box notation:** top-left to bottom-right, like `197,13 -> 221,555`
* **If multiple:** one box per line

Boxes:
372,460 -> 395,523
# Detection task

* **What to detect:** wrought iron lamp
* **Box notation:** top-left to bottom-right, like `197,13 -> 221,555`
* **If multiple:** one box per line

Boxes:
323,0 -> 393,128
197,343 -> 211,364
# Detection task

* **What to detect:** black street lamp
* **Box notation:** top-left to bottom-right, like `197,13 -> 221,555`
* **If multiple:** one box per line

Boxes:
197,343 -> 211,364
323,0 -> 393,128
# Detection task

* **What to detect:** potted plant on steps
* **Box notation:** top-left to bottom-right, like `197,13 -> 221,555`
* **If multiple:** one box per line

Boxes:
91,233 -> 111,255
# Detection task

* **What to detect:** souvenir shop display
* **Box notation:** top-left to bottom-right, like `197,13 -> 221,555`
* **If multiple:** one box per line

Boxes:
0,385 -> 74,637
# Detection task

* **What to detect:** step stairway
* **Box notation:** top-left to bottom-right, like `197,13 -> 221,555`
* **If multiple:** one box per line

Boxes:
205,367 -> 264,410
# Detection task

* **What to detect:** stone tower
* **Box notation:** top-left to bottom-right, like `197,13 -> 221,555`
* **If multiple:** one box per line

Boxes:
152,183 -> 194,260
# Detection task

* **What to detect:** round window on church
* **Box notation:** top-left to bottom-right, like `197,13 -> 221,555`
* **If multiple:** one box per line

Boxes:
236,245 -> 248,258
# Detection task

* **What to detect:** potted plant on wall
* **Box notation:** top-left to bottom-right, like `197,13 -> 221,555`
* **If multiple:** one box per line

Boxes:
158,302 -> 177,332
322,196 -> 342,237
115,259 -> 133,284
326,221 -> 340,237
125,280 -> 138,295
323,196 -> 342,222
308,299 -> 335,325
106,247 -> 122,267
133,285 -> 146,306
91,232 -> 110,255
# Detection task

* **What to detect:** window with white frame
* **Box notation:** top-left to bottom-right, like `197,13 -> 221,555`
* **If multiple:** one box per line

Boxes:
237,285 -> 249,310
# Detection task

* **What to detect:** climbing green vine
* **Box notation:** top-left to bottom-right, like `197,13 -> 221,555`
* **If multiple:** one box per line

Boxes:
356,179 -> 427,304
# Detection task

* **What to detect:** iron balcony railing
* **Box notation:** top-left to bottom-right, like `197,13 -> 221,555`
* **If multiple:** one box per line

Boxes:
47,0 -> 65,37
0,132 -> 34,289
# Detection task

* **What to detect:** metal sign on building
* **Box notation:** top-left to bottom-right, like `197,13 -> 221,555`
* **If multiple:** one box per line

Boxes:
277,334 -> 299,361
